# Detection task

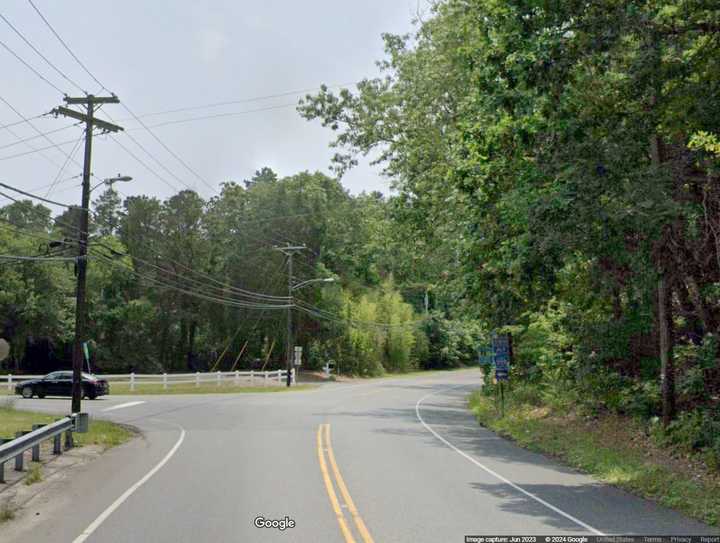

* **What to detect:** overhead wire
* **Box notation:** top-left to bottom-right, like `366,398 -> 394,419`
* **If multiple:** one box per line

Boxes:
117,104 -> 216,193
123,82 -> 356,120
20,1 -> 198,196
0,94 -> 88,166
29,174 -> 81,193
26,0 -> 107,93
0,136 -> 84,161
0,122 -> 79,151
0,37 -> 64,95
0,114 -> 45,130
107,134 -> 185,194
0,185 -> 291,304
0,11 -> 86,93
294,299 -> 428,330
212,257 -> 289,371
90,248 -> 290,310
6,4 -> 405,329
126,103 -> 298,129
0,181 -> 84,209
45,134 -> 83,197
0,253 -> 78,262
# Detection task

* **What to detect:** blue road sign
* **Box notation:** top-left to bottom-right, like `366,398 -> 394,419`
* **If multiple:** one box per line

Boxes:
478,344 -> 493,366
492,334 -> 511,381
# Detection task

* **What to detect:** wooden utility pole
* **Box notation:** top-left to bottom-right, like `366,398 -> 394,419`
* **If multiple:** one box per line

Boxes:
275,245 -> 306,387
52,95 -> 123,413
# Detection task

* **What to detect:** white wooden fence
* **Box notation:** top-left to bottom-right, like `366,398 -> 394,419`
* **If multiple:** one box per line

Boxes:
2,369 -> 295,393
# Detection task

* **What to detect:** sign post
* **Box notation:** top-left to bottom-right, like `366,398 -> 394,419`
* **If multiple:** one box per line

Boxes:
293,346 -> 302,385
82,342 -> 91,373
492,333 -> 512,417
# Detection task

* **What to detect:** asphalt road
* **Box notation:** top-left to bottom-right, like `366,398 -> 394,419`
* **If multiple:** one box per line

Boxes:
2,369 -> 716,542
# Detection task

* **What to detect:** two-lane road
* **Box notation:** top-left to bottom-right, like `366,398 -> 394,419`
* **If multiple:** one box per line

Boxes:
3,370 -> 715,542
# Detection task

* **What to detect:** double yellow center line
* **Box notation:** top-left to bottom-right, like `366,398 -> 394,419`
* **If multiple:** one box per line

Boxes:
317,423 -> 375,543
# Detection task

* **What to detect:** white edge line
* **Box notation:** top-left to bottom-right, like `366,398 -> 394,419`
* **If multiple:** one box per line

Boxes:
415,384 -> 605,536
72,423 -> 186,543
102,401 -> 146,412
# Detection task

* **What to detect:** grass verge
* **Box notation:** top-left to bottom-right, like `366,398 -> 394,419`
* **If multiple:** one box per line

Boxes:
0,501 -> 15,523
0,404 -> 134,451
24,462 -> 42,486
468,390 -> 720,527
109,383 -> 317,395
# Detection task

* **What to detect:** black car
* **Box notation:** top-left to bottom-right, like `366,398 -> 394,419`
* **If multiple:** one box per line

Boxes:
16,371 -> 109,399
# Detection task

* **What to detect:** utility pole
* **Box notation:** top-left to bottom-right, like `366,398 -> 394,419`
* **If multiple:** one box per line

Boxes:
275,245 -> 306,387
52,95 -> 123,413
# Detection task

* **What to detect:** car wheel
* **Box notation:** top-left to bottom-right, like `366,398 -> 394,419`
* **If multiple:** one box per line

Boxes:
88,390 -> 97,400
21,386 -> 33,399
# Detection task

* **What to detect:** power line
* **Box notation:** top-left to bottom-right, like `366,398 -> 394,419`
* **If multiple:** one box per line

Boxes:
0,204 -> 291,308
0,181 -> 84,209
118,105 -> 216,193
45,135 -> 83,197
29,174 -> 81,193
0,253 -> 78,262
91,249 -> 290,310
21,1 -> 213,196
128,103 -> 298,130
0,217 -> 69,246
27,0 -> 108,93
0,123 -> 79,151
0,94 -> 88,164
294,299 -> 427,329
94,220 -> 292,302
0,11 -> 86,94
124,82 -> 356,120
0,182 -> 291,302
0,38 -> 64,94
0,137 -> 88,161
108,134 -> 187,193
0,101 -> 68,171
0,114 -> 45,130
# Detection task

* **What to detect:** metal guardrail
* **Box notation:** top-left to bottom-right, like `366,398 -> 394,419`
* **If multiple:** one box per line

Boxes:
0,412 -> 86,484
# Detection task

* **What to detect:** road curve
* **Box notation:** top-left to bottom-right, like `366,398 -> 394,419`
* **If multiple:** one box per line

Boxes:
2,369 -> 715,542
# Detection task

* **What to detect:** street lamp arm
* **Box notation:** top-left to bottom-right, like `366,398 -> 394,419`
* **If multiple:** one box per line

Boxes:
291,277 -> 336,291
89,175 -> 132,194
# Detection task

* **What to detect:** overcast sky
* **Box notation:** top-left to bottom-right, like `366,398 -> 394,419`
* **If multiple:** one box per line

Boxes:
1,1 -> 420,212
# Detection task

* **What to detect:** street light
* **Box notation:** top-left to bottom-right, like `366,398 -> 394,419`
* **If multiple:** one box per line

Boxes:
291,277 -> 336,291
287,276 -> 336,386
89,174 -> 132,193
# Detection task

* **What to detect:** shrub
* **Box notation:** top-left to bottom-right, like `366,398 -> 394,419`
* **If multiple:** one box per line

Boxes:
653,410 -> 720,468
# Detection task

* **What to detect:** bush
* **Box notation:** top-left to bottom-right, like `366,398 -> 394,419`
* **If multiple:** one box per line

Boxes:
511,383 -> 544,407
618,380 -> 662,418
652,409 -> 720,468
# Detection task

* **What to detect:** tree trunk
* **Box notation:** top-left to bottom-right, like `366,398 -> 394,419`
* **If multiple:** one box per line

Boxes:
658,274 -> 676,427
685,275 -> 715,335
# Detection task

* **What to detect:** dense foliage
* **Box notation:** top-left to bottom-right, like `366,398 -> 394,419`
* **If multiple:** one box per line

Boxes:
0,169 -> 480,377
300,0 -> 720,460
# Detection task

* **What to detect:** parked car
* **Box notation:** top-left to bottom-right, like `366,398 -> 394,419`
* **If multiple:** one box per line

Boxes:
15,371 -> 109,399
